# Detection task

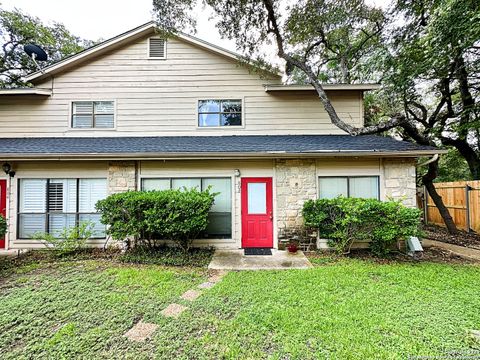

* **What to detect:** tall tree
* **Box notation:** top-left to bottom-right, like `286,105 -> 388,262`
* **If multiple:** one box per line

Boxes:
153,0 -> 480,233
0,7 -> 93,88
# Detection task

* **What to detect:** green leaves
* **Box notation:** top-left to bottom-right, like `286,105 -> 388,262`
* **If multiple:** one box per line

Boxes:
95,188 -> 216,251
303,197 -> 422,256
0,7 -> 93,88
31,221 -> 95,256
0,214 -> 6,236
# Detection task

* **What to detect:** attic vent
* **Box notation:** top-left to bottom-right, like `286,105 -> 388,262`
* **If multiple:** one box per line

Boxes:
149,38 -> 166,58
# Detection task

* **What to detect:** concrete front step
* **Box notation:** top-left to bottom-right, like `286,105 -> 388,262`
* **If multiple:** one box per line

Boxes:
208,249 -> 312,271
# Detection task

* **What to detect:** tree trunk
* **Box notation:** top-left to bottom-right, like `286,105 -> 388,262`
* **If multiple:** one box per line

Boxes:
422,160 -> 458,234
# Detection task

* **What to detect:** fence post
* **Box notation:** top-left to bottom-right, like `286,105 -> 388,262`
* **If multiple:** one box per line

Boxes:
424,185 -> 428,225
466,185 -> 471,233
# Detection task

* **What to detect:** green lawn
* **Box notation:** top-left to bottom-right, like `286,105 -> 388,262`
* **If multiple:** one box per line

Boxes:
1,255 -> 480,359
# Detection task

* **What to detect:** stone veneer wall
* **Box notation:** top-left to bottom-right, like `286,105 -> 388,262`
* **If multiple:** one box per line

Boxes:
275,159 -> 317,243
383,158 -> 417,207
108,161 -> 137,194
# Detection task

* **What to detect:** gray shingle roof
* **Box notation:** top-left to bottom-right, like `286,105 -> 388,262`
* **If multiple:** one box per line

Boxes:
0,135 -> 440,157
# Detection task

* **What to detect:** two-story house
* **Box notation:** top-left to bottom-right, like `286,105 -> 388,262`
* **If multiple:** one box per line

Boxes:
0,22 -> 441,251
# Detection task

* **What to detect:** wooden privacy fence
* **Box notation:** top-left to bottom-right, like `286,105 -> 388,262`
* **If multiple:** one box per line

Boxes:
420,180 -> 480,233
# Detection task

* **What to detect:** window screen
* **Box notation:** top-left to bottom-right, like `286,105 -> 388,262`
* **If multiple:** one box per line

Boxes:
198,100 -> 242,127
318,176 -> 379,200
72,101 -> 114,128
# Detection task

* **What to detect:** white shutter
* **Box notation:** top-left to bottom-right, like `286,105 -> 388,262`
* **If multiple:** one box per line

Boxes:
149,38 -> 166,58
19,179 -> 47,238
20,179 -> 46,212
79,179 -> 107,212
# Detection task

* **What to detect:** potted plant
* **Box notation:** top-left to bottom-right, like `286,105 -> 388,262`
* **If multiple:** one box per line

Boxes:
287,241 -> 298,253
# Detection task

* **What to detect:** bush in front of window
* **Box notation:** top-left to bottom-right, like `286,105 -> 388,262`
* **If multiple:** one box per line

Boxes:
303,197 -> 422,257
95,188 -> 216,251
0,214 -> 6,237
32,221 -> 95,256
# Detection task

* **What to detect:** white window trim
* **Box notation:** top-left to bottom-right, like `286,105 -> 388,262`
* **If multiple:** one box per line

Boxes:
16,178 -> 108,240
195,97 -> 246,130
138,174 -> 235,241
147,37 -> 167,60
68,100 -> 117,131
317,175 -> 381,200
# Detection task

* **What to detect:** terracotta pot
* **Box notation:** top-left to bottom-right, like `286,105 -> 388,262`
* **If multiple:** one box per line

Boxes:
287,243 -> 298,253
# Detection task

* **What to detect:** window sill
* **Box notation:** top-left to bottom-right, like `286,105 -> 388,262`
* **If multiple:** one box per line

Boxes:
68,128 -> 116,131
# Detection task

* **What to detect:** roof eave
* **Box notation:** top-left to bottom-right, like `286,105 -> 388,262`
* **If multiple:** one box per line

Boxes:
0,149 -> 446,161
0,88 -> 52,96
264,84 -> 381,92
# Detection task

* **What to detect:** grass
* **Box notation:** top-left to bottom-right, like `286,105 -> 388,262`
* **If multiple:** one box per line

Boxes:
1,253 -> 479,359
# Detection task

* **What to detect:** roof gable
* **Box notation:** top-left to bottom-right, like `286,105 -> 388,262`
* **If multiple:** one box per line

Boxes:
25,22 -> 282,83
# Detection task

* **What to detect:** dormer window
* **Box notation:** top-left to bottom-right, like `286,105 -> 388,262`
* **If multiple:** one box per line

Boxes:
71,101 -> 114,129
198,99 -> 242,127
148,38 -> 166,59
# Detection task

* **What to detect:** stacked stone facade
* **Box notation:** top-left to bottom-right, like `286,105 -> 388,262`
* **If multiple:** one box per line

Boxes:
108,161 -> 137,194
275,159 -> 317,231
383,158 -> 417,207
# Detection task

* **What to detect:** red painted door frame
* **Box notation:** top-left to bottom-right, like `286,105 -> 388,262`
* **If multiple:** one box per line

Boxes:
241,177 -> 273,248
0,179 -> 6,249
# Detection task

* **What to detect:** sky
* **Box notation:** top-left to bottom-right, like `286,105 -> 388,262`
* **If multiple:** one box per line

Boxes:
1,0 -> 236,51
2,0 -> 389,58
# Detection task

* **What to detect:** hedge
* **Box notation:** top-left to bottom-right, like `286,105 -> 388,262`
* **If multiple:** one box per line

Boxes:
303,197 -> 422,256
96,188 -> 216,251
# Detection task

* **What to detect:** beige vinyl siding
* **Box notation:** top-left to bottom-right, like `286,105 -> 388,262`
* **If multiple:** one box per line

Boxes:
0,35 -> 363,137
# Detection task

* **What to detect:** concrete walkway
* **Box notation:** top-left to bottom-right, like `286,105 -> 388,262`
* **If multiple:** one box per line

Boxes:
423,239 -> 480,262
208,249 -> 312,270
0,249 -> 25,258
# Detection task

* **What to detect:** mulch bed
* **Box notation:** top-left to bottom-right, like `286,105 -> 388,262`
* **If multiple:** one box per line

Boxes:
307,246 -> 478,265
423,224 -> 480,249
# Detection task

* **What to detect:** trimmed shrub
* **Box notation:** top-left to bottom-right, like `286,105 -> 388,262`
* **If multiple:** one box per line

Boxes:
0,214 -> 6,237
95,188 -> 216,251
303,197 -> 422,256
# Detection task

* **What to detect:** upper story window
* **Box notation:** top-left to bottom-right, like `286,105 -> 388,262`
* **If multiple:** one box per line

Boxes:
72,101 -> 114,129
198,99 -> 242,127
148,38 -> 166,59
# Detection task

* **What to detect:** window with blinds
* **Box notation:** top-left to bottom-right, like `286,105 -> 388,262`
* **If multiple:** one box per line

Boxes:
18,178 -> 107,239
72,101 -> 114,128
148,38 -> 166,58
318,176 -> 380,200
141,177 -> 232,238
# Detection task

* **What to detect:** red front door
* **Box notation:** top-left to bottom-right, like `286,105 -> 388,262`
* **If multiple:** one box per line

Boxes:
0,179 -> 6,249
241,177 -> 273,248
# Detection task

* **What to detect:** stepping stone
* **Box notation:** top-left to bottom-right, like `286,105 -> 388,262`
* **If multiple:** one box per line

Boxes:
181,289 -> 201,301
208,270 -> 227,283
198,281 -> 215,289
160,303 -> 188,318
124,320 -> 158,342
470,330 -> 480,340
